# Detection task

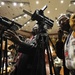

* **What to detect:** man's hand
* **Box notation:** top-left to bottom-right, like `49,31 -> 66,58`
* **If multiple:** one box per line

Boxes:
4,30 -> 21,44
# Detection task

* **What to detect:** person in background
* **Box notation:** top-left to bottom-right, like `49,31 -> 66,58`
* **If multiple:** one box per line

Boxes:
55,29 -> 64,60
56,14 -> 71,75
7,24 -> 38,75
53,52 -> 63,75
64,13 -> 75,75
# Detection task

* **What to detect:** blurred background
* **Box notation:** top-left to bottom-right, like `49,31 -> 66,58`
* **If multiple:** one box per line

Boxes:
0,0 -> 75,37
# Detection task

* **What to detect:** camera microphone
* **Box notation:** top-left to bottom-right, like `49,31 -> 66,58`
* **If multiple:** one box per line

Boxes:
41,5 -> 48,11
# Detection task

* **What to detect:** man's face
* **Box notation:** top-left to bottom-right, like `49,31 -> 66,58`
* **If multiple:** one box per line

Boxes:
70,18 -> 75,31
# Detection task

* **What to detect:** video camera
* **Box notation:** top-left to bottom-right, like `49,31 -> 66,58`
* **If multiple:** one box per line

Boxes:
23,5 -> 54,30
0,17 -> 22,31
31,5 -> 54,29
0,5 -> 54,32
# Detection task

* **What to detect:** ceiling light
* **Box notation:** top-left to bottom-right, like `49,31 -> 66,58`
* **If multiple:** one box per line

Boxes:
70,0 -> 75,4
73,2 -> 75,5
60,13 -> 64,16
24,24 -> 26,26
19,29 -> 21,30
12,19 -> 15,21
69,4 -> 71,7
1,2 -> 5,5
57,21 -> 59,25
47,11 -> 50,13
36,1 -> 39,4
20,3 -> 23,7
27,21 -> 30,24
60,0 -> 64,4
13,2 -> 17,6
15,18 -> 18,20
55,8 -> 57,10
19,16 -> 22,19
23,14 -> 27,18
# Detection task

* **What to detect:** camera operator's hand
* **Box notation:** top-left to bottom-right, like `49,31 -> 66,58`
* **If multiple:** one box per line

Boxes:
4,30 -> 37,47
4,30 -> 37,54
4,30 -> 21,44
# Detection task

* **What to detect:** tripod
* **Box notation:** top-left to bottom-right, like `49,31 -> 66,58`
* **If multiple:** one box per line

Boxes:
30,22 -> 57,75
0,30 -> 8,75
22,5 -> 56,75
0,17 -> 22,75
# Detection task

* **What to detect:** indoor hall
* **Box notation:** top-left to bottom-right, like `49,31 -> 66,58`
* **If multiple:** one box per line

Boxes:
0,0 -> 75,75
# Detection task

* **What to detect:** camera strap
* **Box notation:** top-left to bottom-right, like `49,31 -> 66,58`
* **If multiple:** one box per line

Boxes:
66,31 -> 72,45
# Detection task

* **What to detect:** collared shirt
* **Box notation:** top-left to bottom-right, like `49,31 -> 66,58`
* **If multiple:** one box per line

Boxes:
64,32 -> 75,69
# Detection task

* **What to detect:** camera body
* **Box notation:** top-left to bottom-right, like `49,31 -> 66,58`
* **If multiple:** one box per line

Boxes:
0,17 -> 22,31
31,9 -> 54,29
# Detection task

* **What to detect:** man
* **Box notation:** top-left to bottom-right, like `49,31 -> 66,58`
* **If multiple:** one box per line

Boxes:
8,24 -> 38,75
64,13 -> 75,75
55,29 -> 64,60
